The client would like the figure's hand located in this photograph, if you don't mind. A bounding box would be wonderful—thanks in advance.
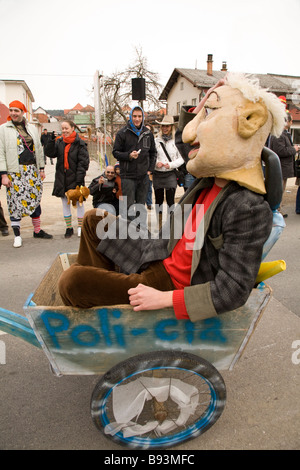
[40,169,45,181]
[156,162,164,168]
[1,174,11,188]
[128,283,173,311]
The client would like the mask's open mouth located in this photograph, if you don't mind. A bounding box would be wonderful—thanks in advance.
[188,142,200,160]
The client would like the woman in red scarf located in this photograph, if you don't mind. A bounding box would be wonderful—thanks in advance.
[46,120,90,237]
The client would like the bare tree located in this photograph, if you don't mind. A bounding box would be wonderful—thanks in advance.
[126,46,162,110]
[96,47,163,146]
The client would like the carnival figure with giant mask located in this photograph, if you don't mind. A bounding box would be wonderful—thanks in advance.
[58,74,286,322]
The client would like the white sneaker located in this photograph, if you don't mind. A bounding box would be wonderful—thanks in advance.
[77,227,81,237]
[13,236,22,248]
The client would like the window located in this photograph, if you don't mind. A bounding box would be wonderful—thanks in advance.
[293,128,300,144]
[177,102,181,114]
[180,82,184,91]
[192,98,197,106]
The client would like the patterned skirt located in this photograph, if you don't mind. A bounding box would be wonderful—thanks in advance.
[6,164,43,219]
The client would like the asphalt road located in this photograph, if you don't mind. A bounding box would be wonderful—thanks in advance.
[0,164,299,451]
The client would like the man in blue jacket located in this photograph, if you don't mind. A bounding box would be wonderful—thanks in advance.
[113,106,156,222]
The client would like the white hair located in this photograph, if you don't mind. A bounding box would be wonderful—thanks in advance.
[225,73,286,137]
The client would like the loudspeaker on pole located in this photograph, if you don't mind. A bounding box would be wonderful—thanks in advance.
[132,78,146,101]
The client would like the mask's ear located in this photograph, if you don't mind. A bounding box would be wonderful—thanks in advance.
[237,100,268,139]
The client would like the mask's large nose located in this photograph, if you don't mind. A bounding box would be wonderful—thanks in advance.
[182,78,226,144]
[182,107,206,143]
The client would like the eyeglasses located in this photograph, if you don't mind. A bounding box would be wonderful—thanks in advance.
[106,171,115,174]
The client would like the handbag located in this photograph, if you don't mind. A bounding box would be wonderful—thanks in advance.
[159,142,185,187]
[294,152,300,178]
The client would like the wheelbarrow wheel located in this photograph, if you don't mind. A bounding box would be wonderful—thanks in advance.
[90,350,226,449]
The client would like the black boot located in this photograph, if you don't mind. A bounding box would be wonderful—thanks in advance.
[64,227,74,238]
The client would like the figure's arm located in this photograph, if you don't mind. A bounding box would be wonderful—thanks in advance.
[184,195,273,321]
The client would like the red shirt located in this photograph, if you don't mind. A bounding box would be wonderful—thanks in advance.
[163,183,222,319]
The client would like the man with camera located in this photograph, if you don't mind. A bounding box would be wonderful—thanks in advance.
[88,165,119,215]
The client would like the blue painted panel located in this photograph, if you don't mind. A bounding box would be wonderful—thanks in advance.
[24,285,271,375]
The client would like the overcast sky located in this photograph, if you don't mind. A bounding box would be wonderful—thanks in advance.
[1,0,299,110]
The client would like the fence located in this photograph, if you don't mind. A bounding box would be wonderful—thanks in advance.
[82,137,114,165]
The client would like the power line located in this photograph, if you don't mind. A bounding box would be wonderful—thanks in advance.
[1,73,92,78]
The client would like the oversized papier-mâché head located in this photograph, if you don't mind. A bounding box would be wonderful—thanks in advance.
[182,73,286,193]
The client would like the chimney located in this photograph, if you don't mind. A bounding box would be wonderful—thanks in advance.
[221,61,227,72]
[207,54,213,76]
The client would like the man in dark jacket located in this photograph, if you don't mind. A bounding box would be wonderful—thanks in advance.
[269,113,300,217]
[41,129,53,165]
[113,106,156,222]
[89,165,119,214]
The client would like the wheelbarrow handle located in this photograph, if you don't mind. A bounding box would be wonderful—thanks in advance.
[0,308,41,349]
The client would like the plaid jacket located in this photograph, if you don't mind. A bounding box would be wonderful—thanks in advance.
[98,178,273,321]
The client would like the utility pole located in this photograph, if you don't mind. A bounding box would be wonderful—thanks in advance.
[102,74,107,157]
[94,70,102,165]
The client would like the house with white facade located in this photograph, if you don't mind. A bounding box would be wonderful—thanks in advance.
[159,54,300,142]
[0,79,35,122]
[33,106,58,124]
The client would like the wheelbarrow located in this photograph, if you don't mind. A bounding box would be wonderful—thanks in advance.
[0,252,285,449]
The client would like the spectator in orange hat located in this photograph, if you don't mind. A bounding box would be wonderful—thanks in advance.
[0,100,53,247]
